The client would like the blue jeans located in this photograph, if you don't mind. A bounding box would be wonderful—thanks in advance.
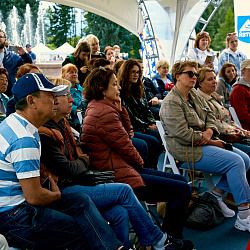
[61,183,163,248]
[0,193,122,250]
[233,142,250,156]
[133,168,191,239]
[134,131,160,169]
[181,145,250,206]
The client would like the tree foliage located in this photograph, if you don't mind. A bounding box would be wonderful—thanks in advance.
[83,12,141,58]
[45,4,76,48]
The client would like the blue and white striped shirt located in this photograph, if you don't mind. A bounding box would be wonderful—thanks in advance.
[0,113,40,213]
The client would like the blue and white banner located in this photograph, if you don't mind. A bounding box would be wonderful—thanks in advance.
[234,0,250,58]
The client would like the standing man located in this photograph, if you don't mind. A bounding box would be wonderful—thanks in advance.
[0,29,33,97]
[0,73,125,250]
[230,59,250,130]
[26,44,37,64]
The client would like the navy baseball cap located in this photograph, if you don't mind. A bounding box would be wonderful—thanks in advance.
[26,44,31,47]
[12,73,69,101]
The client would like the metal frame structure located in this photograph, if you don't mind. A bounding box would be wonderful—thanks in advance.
[138,0,160,78]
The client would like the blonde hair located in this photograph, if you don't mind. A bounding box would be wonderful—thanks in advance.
[47,77,72,88]
[85,34,99,45]
[156,60,170,70]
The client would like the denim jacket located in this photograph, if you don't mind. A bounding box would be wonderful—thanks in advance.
[159,86,219,162]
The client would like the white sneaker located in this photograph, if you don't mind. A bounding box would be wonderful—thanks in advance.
[235,214,250,232]
[218,200,235,218]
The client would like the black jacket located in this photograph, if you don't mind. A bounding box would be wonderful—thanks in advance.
[121,91,155,133]
[143,76,162,103]
[39,119,89,188]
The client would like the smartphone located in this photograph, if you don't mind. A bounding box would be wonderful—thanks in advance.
[222,142,233,151]
[8,45,18,52]
[42,177,51,190]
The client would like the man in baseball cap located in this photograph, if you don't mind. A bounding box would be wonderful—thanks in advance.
[0,73,126,249]
[230,59,250,131]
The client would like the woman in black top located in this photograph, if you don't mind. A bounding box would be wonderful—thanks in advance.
[62,41,90,86]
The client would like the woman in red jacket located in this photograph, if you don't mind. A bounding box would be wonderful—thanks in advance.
[81,67,193,249]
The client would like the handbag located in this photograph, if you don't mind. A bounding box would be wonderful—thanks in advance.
[185,134,224,230]
[74,169,115,186]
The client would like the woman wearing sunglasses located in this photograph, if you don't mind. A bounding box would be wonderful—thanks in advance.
[218,32,247,76]
[187,31,218,73]
[160,60,250,233]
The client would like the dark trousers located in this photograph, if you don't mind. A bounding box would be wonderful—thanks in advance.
[133,168,191,239]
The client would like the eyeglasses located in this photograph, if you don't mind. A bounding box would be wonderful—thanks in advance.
[226,32,237,37]
[198,31,209,36]
[179,71,199,78]
[131,70,140,76]
[56,93,72,98]
[0,78,8,83]
[160,66,169,70]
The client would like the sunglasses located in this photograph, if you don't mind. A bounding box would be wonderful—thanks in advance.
[160,66,169,70]
[198,31,209,36]
[226,32,237,37]
[179,71,199,78]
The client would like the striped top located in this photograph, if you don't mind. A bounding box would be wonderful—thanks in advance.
[0,113,40,213]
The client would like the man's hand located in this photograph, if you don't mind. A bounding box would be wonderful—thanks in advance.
[20,176,61,206]
[207,139,226,149]
[17,46,26,56]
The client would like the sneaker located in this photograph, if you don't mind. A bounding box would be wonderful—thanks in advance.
[235,214,250,232]
[164,235,194,250]
[218,200,235,218]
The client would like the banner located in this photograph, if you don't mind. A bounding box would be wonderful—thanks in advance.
[234,0,250,58]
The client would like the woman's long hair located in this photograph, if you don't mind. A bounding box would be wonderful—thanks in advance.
[71,41,90,64]
[117,59,143,99]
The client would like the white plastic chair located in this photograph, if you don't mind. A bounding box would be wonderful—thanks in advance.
[156,120,214,191]
[229,107,242,128]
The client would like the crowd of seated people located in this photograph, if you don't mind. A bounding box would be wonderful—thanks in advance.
[1,29,250,250]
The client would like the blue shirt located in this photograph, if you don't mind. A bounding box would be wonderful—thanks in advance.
[29,51,36,60]
[0,113,40,213]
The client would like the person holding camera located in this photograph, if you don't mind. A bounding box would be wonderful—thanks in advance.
[0,29,33,97]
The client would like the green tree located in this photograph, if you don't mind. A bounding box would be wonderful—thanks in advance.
[213,7,235,50]
[45,4,76,48]
[83,12,141,58]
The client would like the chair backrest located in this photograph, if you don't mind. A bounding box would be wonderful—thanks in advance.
[156,120,181,174]
[229,107,242,128]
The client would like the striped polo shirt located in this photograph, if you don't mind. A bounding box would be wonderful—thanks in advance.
[0,113,40,213]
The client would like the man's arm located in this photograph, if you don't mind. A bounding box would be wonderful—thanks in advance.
[19,176,61,206]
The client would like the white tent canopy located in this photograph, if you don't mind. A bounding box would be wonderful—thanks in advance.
[32,43,52,62]
[43,0,224,66]
[44,0,144,36]
[51,42,74,54]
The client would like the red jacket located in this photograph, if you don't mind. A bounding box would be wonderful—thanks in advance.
[81,99,145,189]
[230,79,250,130]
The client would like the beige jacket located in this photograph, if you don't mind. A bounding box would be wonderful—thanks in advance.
[159,86,219,162]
